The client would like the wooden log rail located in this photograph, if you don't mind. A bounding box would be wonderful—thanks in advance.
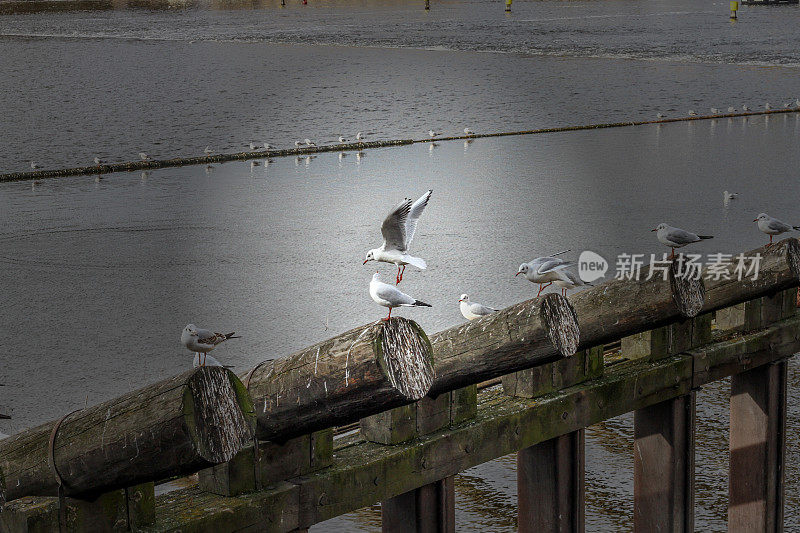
[1,238,799,531]
[3,108,797,183]
[0,367,255,502]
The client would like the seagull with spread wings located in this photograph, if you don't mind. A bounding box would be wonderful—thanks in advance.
[363,189,433,284]
[181,324,240,367]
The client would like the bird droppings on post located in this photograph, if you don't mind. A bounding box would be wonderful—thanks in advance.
[539,294,581,357]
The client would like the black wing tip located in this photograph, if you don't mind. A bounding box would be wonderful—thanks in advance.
[793,226,800,230]
[414,300,432,307]
[226,332,241,339]
[698,235,714,240]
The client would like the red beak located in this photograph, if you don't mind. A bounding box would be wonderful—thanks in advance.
[753,218,759,222]
[515,271,521,276]
[363,259,368,264]
[651,228,657,232]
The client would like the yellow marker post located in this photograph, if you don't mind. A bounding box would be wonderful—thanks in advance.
[730,1,738,19]
[505,0,512,12]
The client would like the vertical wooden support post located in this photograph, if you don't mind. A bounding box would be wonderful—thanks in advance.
[633,392,695,533]
[365,386,475,533]
[729,360,786,532]
[518,430,584,533]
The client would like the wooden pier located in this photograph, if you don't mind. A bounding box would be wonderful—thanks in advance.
[1,239,799,531]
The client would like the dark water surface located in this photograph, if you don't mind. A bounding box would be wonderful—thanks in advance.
[2,0,800,530]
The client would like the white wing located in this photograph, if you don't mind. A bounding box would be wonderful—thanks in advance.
[404,190,432,248]
[469,302,497,316]
[767,218,792,233]
[536,257,572,274]
[665,227,700,245]
[380,198,412,251]
[375,281,417,306]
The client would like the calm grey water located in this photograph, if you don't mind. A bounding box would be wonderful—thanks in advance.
[2,0,800,530]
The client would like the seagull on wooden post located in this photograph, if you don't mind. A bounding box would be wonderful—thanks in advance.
[181,324,240,367]
[652,223,713,259]
[516,250,572,297]
[370,272,431,320]
[459,294,497,320]
[363,190,433,284]
[754,213,800,246]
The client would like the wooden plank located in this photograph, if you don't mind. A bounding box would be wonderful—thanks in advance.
[729,361,786,532]
[244,317,434,441]
[518,430,584,533]
[633,393,694,533]
[0,367,255,502]
[502,346,603,399]
[381,477,454,533]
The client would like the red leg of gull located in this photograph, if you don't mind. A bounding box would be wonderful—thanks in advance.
[395,265,401,285]
[400,265,406,282]
[536,282,552,297]
[383,308,393,321]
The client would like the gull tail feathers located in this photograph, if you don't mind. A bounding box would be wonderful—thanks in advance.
[793,226,800,231]
[412,299,432,307]
[405,255,427,269]
[225,332,240,339]
[697,235,714,240]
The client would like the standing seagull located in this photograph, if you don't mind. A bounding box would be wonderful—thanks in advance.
[459,294,497,320]
[754,213,800,246]
[356,132,365,141]
[765,103,772,110]
[204,146,213,155]
[553,269,591,296]
[688,110,697,116]
[515,250,572,296]
[339,136,349,143]
[652,223,713,259]
[181,324,240,367]
[369,273,431,320]
[139,152,151,161]
[264,142,274,150]
[304,138,316,147]
[93,157,105,166]
[428,130,440,138]
[363,190,433,284]
[464,127,474,135]
[30,161,41,170]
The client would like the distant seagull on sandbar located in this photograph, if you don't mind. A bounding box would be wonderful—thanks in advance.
[249,142,259,150]
[657,113,665,119]
[204,146,213,155]
[30,161,40,169]
[428,130,440,138]
[516,251,573,296]
[181,324,240,366]
[742,104,750,111]
[765,102,772,110]
[356,132,365,140]
[464,127,474,135]
[369,272,431,320]
[264,142,274,150]
[295,140,304,147]
[728,107,735,113]
[711,107,719,114]
[93,157,105,166]
[459,294,497,321]
[304,139,316,147]
[139,152,151,161]
[364,189,433,284]
[688,110,697,116]
[652,223,713,259]
[339,136,349,143]
[754,213,800,246]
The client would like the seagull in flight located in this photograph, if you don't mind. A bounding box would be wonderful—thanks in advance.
[369,272,431,320]
[181,324,240,366]
[652,223,713,259]
[754,213,800,246]
[364,189,433,284]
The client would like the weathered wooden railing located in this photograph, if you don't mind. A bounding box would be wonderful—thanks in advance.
[1,239,799,532]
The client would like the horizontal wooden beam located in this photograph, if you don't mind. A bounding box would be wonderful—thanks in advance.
[140,314,800,532]
[0,367,255,502]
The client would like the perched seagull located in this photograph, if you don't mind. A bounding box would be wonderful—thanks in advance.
[364,190,433,284]
[369,272,431,320]
[139,152,151,161]
[339,136,349,143]
[688,110,697,116]
[204,146,213,155]
[723,190,738,202]
[249,142,259,150]
[181,324,240,367]
[295,140,304,147]
[93,157,105,166]
[428,130,440,138]
[652,223,713,259]
[356,131,365,140]
[459,294,497,321]
[304,138,316,147]
[765,102,772,110]
[30,161,41,169]
[553,269,591,296]
[785,102,793,109]
[742,104,750,112]
[711,107,719,114]
[754,213,800,246]
[657,113,665,119]
[464,127,474,135]
[264,142,274,150]
[727,106,735,113]
[516,250,572,297]
[192,353,232,368]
